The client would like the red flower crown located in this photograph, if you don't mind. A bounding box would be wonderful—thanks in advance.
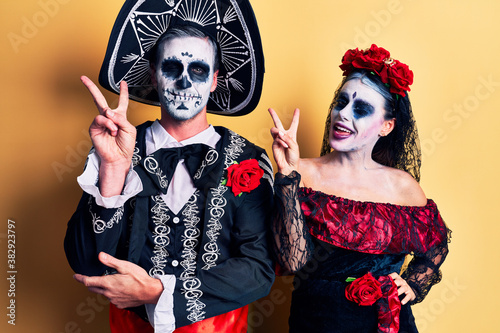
[339,44,413,97]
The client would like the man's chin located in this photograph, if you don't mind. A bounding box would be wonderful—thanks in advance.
[165,108,203,122]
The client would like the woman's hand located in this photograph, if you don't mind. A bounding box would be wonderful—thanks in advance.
[389,272,416,305]
[81,76,137,196]
[268,108,300,175]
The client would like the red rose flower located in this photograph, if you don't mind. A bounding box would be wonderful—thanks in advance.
[340,48,363,73]
[339,44,413,96]
[386,61,413,96]
[345,272,383,306]
[355,45,390,73]
[225,159,264,196]
[365,44,391,62]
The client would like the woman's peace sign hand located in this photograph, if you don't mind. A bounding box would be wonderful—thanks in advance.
[268,108,300,175]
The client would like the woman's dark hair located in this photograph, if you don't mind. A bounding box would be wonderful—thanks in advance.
[320,69,421,181]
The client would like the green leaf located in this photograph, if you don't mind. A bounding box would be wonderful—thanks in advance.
[221,179,227,186]
[345,277,356,283]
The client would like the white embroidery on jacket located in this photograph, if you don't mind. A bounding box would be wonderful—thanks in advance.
[180,191,207,323]
[89,196,125,234]
[259,153,274,190]
[194,149,219,180]
[202,130,245,270]
[143,156,168,189]
[132,146,141,167]
[149,195,171,276]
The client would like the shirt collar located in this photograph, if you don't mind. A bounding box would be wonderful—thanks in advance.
[150,119,221,152]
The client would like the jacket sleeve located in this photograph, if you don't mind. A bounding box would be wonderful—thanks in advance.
[172,149,276,328]
[64,155,133,276]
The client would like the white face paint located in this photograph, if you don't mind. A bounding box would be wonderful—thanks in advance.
[329,79,391,153]
[154,36,216,121]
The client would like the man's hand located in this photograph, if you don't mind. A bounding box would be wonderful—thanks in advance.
[73,252,163,309]
[81,76,137,197]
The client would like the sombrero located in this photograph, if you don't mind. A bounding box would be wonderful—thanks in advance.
[98,0,265,116]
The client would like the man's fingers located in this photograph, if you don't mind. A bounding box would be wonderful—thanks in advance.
[117,80,129,114]
[87,286,107,295]
[92,114,119,136]
[81,76,109,114]
[73,273,86,285]
[74,274,106,289]
[73,274,109,298]
[98,252,129,274]
[103,108,136,136]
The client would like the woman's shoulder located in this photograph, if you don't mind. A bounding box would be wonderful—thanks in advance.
[383,166,427,206]
[297,156,330,185]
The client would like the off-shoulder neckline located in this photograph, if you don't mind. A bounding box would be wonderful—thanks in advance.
[299,186,435,211]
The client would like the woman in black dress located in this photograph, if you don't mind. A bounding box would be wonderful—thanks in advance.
[269,45,450,333]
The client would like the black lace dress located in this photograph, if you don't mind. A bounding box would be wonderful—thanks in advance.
[273,172,450,333]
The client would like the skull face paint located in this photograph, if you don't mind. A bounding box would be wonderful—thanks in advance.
[154,36,216,121]
[336,91,375,120]
[329,79,390,153]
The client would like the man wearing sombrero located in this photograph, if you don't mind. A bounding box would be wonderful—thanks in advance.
[64,0,275,332]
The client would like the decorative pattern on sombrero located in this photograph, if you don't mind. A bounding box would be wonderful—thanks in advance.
[98,0,265,116]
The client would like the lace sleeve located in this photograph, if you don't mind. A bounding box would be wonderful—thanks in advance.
[272,171,314,274]
[402,234,450,304]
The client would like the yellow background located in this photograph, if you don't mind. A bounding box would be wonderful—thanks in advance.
[1,0,498,332]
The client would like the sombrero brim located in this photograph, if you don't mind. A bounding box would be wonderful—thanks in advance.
[98,0,265,116]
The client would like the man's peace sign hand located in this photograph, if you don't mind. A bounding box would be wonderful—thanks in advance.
[81,76,137,196]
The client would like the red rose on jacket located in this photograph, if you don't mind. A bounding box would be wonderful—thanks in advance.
[345,272,383,306]
[225,159,264,196]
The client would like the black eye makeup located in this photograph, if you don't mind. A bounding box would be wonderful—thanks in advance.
[188,61,210,82]
[333,92,375,119]
[352,100,374,119]
[334,92,349,110]
[161,59,183,79]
